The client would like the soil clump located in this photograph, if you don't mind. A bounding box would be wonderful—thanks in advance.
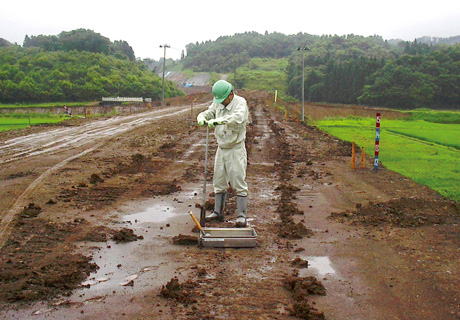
[284,273,326,319]
[172,234,199,245]
[160,277,199,306]
[112,228,144,243]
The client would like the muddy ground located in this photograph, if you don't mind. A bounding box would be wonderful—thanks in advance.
[0,90,458,319]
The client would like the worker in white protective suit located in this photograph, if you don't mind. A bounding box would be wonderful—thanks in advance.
[197,80,249,227]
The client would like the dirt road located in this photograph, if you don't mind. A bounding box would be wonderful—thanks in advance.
[0,91,458,319]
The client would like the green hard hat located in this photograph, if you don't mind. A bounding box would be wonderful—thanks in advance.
[212,80,233,104]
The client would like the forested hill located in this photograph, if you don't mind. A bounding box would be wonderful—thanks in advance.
[183,32,397,73]
[22,29,136,61]
[0,29,183,103]
[0,38,13,48]
[182,32,459,109]
[183,31,460,73]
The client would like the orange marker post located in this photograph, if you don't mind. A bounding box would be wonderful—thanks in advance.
[361,147,365,169]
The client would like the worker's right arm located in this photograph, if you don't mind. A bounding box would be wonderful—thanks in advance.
[196,103,217,126]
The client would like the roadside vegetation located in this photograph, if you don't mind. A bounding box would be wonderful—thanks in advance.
[313,111,460,201]
[403,108,460,124]
[0,101,97,109]
[0,113,69,132]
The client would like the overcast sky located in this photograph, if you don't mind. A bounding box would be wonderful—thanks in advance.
[1,0,459,60]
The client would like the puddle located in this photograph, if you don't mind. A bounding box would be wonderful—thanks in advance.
[65,239,160,303]
[122,203,180,223]
[300,256,336,277]
[259,189,275,199]
[3,184,199,319]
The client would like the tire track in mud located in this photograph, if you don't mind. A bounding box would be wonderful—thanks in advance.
[0,145,101,248]
[0,104,206,165]
[0,104,205,248]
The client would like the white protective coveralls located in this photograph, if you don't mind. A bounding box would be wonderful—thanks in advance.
[198,94,249,197]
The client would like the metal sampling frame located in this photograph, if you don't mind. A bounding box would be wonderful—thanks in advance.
[200,227,257,248]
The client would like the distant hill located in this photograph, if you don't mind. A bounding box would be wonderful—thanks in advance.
[416,35,460,45]
[183,32,398,73]
[387,35,460,46]
[176,31,459,109]
[23,28,136,61]
[182,32,460,74]
[0,38,13,48]
[0,29,184,104]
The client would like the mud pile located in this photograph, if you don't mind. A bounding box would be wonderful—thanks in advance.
[268,118,314,239]
[0,205,98,303]
[160,277,199,306]
[112,228,144,243]
[142,180,182,197]
[83,225,112,242]
[172,234,199,245]
[284,274,326,319]
[291,257,309,268]
[112,154,168,175]
[332,198,459,228]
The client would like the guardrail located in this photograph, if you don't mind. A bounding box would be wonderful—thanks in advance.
[102,97,145,102]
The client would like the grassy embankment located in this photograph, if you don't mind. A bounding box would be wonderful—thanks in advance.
[176,58,288,96]
[228,58,289,94]
[313,110,460,202]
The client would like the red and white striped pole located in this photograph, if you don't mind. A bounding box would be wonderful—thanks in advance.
[374,113,380,170]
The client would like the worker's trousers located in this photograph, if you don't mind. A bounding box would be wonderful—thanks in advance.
[213,142,248,197]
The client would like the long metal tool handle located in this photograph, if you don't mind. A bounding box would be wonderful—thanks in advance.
[200,125,209,226]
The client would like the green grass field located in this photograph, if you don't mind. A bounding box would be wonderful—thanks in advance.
[0,101,97,109]
[0,114,69,132]
[314,113,460,202]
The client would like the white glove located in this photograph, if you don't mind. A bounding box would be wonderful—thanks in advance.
[197,114,206,126]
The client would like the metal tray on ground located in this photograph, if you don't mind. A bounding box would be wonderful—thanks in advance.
[200,227,257,248]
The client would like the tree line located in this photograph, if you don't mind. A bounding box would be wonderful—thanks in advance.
[358,45,460,108]
[1,29,459,108]
[183,32,397,73]
[0,29,183,103]
[23,29,136,61]
[286,41,459,109]
[183,32,459,109]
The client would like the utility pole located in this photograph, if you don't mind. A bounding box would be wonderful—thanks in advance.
[297,46,309,122]
[159,44,170,106]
